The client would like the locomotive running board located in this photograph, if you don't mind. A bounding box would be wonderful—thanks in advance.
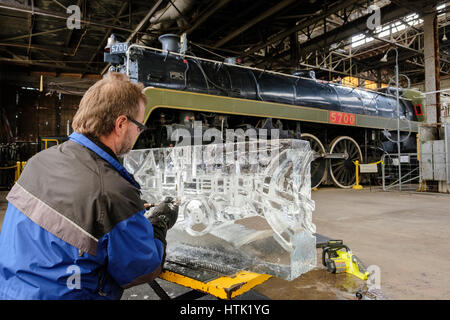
[139,87,419,147]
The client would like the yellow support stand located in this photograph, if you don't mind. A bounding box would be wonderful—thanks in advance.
[159,269,271,300]
[352,160,363,190]
[41,138,60,150]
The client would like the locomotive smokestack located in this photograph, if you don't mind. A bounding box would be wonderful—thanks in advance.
[158,34,181,53]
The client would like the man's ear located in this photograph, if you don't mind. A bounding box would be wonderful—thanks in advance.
[114,115,128,136]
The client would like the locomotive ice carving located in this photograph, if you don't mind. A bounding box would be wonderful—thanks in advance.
[123,139,317,280]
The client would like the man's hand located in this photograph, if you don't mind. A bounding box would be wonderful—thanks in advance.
[146,197,179,246]
[150,197,179,230]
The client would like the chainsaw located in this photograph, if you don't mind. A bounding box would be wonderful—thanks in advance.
[322,240,369,281]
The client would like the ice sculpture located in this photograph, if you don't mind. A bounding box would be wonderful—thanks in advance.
[122,139,317,280]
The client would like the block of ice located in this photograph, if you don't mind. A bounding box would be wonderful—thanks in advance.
[123,139,316,280]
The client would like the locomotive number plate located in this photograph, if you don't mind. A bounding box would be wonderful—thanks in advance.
[110,42,129,54]
[329,111,356,126]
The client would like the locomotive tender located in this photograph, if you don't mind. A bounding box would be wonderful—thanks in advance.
[105,34,424,189]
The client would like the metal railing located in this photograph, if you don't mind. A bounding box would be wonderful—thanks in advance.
[381,153,420,191]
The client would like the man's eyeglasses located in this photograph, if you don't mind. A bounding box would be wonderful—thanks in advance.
[126,116,148,133]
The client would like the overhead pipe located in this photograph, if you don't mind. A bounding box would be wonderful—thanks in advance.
[148,0,194,31]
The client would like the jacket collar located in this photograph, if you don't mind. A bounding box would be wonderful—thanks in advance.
[69,132,140,189]
[85,134,119,163]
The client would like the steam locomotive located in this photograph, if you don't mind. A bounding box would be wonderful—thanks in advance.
[104,34,423,189]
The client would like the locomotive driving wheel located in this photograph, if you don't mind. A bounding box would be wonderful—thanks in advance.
[329,136,363,189]
[301,133,327,189]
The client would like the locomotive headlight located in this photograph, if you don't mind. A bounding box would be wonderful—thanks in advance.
[105,34,116,52]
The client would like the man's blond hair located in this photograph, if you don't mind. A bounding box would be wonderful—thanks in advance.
[72,72,147,137]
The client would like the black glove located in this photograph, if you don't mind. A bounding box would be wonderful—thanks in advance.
[148,197,179,245]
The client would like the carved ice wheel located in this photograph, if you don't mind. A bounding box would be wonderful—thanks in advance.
[262,149,301,251]
[181,198,214,236]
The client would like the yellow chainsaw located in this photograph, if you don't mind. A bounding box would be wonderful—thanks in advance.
[322,240,369,281]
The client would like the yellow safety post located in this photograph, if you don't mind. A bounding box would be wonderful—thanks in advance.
[416,133,419,160]
[14,161,21,183]
[13,161,27,183]
[352,160,363,190]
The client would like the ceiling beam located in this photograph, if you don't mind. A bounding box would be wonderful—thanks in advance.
[26,0,35,56]
[0,57,89,72]
[213,0,296,48]
[240,0,362,58]
[299,3,414,57]
[100,0,167,75]
[87,1,129,66]
[0,27,68,42]
[0,2,141,33]
[184,0,231,35]
[390,0,439,15]
[126,0,166,42]
[98,9,149,24]
[250,3,413,69]
[0,42,73,56]
[91,0,124,26]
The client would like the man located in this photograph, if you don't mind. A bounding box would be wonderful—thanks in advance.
[0,72,178,299]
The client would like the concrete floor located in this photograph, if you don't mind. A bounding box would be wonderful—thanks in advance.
[1,187,449,300]
[304,187,450,300]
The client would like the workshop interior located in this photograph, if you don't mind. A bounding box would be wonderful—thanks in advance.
[0,0,450,302]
